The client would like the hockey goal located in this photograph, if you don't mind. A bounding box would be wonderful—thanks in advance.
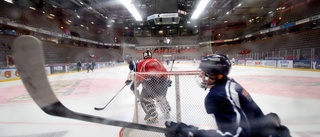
[119,71,217,137]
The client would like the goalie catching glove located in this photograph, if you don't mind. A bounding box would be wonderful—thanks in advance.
[165,121,199,137]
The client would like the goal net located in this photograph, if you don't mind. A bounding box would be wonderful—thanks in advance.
[119,71,217,137]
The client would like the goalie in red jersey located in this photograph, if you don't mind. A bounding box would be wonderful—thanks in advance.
[135,50,172,123]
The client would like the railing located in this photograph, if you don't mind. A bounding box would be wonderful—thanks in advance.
[227,47,320,61]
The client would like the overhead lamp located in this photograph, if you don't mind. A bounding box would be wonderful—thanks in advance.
[120,0,143,21]
[191,0,210,19]
[29,7,36,10]
[4,0,13,4]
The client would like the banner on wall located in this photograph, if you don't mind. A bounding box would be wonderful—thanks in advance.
[245,60,261,66]
[0,69,19,80]
[293,60,311,69]
[277,60,293,68]
[237,60,245,65]
[50,66,67,74]
[0,67,51,81]
[261,60,277,67]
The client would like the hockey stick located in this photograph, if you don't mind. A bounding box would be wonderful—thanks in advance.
[94,84,126,110]
[167,59,175,80]
[12,35,170,134]
[170,59,175,72]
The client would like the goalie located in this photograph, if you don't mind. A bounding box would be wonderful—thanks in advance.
[135,50,172,123]
[165,54,291,137]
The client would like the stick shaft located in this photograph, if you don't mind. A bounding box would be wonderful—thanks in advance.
[94,84,126,110]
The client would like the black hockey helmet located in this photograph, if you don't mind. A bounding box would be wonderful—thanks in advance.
[143,50,152,59]
[199,54,231,80]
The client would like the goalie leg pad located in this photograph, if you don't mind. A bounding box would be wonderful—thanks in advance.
[141,97,158,123]
[156,96,171,119]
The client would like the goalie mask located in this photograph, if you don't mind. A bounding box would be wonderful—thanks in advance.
[196,54,232,89]
[143,50,152,59]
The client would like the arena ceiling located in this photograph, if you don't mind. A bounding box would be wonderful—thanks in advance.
[14,0,289,32]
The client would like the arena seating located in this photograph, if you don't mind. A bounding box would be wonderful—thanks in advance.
[212,29,320,60]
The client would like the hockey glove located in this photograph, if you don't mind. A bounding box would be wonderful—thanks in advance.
[125,80,132,85]
[265,113,291,137]
[165,121,198,137]
[272,125,291,137]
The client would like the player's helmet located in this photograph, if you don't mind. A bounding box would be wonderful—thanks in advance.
[125,55,131,59]
[199,54,232,80]
[143,50,152,59]
[124,55,132,62]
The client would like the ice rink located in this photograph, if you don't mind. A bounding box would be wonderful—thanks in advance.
[1,62,320,137]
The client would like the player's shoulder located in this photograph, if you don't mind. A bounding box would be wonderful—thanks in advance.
[141,58,157,63]
[138,59,147,63]
[151,58,158,60]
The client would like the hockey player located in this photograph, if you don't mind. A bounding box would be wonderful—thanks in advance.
[124,55,138,92]
[86,62,92,73]
[135,50,172,123]
[165,54,291,137]
[90,61,96,72]
[76,60,82,72]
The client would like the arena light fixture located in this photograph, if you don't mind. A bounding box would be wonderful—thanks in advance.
[191,0,210,19]
[4,0,13,3]
[120,0,143,21]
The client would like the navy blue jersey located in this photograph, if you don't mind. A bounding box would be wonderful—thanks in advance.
[195,78,268,137]
[129,60,137,72]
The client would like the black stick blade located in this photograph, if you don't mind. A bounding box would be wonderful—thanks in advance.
[94,107,105,110]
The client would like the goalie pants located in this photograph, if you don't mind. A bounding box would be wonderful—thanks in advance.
[140,76,171,119]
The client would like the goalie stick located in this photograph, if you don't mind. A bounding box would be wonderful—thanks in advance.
[12,35,170,134]
[94,84,126,110]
